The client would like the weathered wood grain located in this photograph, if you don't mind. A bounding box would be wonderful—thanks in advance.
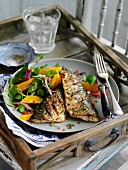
[0,16,26,41]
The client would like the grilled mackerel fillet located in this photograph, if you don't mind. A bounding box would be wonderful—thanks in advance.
[30,91,66,123]
[61,70,100,122]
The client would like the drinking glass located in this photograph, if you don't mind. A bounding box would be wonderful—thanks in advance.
[22,5,61,54]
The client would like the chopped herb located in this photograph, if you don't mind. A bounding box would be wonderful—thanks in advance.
[50,123,55,127]
[66,123,75,129]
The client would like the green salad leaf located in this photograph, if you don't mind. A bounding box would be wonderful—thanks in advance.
[83,74,96,84]
[12,64,28,84]
[45,70,58,78]
[8,85,18,98]
[55,63,60,67]
[86,75,96,84]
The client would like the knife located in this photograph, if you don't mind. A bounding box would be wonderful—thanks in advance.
[97,78,112,118]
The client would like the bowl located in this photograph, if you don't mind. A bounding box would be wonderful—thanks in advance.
[0,42,35,70]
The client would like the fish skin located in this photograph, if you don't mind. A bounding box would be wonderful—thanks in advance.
[30,91,66,123]
[61,70,100,122]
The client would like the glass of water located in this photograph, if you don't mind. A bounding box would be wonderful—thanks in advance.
[22,5,61,54]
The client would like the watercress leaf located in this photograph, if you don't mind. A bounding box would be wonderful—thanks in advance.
[14,94,22,100]
[28,86,37,94]
[45,70,58,78]
[39,53,44,60]
[18,104,26,113]
[86,75,96,84]
[34,67,41,75]
[37,89,44,98]
[55,63,60,67]
[8,85,18,98]
[12,64,28,84]
[40,64,48,69]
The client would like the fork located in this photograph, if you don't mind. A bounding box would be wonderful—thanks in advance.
[95,53,124,115]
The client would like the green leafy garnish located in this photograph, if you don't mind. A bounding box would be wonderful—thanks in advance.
[8,85,18,98]
[45,70,58,78]
[33,67,41,75]
[50,123,55,127]
[83,74,96,84]
[37,89,44,98]
[55,63,60,67]
[8,85,25,101]
[66,124,75,129]
[33,53,44,68]
[12,64,28,84]
[18,104,26,113]
[14,94,22,100]
[40,64,48,69]
[35,53,44,64]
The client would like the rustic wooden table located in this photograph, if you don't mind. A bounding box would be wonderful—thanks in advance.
[0,5,128,170]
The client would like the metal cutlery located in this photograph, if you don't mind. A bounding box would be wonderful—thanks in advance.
[97,80,112,118]
[95,53,124,115]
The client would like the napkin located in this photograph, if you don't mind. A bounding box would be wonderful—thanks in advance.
[0,74,60,147]
[1,106,59,147]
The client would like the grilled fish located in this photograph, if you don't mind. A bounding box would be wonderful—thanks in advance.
[30,91,66,123]
[60,70,100,122]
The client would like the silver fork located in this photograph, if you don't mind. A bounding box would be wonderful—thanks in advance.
[95,53,124,115]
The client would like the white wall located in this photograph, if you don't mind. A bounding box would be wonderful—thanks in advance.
[0,0,77,20]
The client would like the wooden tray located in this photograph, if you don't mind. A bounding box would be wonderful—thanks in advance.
[0,5,128,170]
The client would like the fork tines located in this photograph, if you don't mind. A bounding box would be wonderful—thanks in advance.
[94,53,107,74]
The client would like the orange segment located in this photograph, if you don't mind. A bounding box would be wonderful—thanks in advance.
[18,113,33,121]
[82,81,99,93]
[21,95,43,103]
[49,74,61,89]
[40,67,62,75]
[17,78,34,91]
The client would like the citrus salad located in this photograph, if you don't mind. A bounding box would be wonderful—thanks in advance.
[4,60,99,122]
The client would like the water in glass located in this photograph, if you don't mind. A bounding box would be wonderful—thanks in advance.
[22,6,61,54]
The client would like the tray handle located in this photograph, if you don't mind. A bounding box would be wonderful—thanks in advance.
[84,127,120,152]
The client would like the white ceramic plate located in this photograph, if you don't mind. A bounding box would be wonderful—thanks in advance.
[4,58,119,133]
